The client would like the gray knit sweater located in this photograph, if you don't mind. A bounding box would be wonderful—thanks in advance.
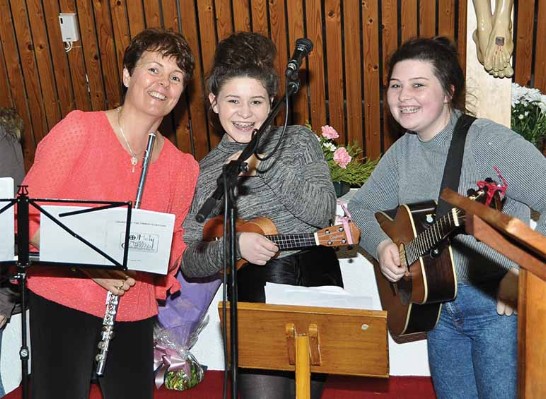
[349,111,546,283]
[182,125,336,278]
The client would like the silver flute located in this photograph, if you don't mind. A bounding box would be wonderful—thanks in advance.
[95,132,156,376]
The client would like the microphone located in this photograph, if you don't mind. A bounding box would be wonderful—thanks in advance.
[285,38,313,79]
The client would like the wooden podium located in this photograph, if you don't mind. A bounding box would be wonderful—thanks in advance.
[219,302,388,398]
[442,188,546,399]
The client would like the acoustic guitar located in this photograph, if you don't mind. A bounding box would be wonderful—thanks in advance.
[203,216,361,270]
[374,181,504,339]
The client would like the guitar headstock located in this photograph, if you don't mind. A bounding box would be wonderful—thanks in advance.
[316,222,361,247]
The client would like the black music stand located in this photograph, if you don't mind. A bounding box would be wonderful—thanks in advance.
[0,185,133,399]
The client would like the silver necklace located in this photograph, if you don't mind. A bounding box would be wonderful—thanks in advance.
[117,108,139,172]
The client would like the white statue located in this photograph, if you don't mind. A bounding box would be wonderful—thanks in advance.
[472,0,514,78]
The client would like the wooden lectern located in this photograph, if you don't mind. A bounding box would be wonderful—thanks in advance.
[219,302,388,398]
[442,188,546,399]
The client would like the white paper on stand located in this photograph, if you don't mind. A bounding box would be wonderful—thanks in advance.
[0,178,15,262]
[39,205,174,274]
[265,282,373,310]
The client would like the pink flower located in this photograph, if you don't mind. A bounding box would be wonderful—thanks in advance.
[333,147,352,169]
[321,125,339,140]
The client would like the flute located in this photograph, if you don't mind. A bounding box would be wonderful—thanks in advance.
[95,132,156,376]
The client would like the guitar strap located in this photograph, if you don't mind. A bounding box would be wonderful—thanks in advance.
[436,113,476,218]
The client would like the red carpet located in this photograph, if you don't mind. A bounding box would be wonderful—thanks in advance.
[4,371,436,398]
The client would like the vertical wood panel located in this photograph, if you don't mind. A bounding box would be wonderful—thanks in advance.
[381,0,398,150]
[457,0,467,70]
[533,0,546,91]
[232,0,251,32]
[438,0,456,38]
[0,41,13,108]
[126,0,146,35]
[513,0,536,87]
[419,0,436,37]
[161,0,179,30]
[250,0,268,35]
[305,0,327,129]
[93,0,121,109]
[285,0,307,124]
[77,0,106,111]
[110,0,130,88]
[362,0,381,159]
[323,0,345,141]
[143,0,161,28]
[214,0,234,40]
[400,0,418,41]
[268,0,289,126]
[343,0,363,150]
[9,0,48,146]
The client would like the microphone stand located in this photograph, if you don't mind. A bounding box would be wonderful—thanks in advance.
[197,76,302,399]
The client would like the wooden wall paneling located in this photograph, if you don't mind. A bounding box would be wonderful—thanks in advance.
[214,0,235,40]
[110,0,130,86]
[42,0,74,118]
[323,0,345,141]
[533,0,546,91]
[343,1,363,152]
[92,0,121,109]
[513,0,536,87]
[456,0,467,72]
[0,40,13,108]
[161,0,179,30]
[362,0,381,159]
[285,0,307,125]
[125,0,146,36]
[418,0,436,37]
[189,0,217,158]
[60,0,91,112]
[438,0,456,38]
[250,0,268,35]
[0,0,34,168]
[232,0,251,32]
[305,0,327,129]
[9,0,49,149]
[400,0,418,42]
[143,0,161,28]
[381,0,398,150]
[76,0,106,111]
[27,0,62,132]
[267,0,290,126]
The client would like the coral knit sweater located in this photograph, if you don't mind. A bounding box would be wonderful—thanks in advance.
[22,111,198,321]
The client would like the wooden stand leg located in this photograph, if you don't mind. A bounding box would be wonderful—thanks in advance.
[295,334,310,399]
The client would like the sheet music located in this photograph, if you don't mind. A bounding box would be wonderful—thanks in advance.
[0,178,15,261]
[39,205,175,274]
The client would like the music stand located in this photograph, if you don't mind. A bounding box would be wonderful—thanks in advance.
[219,301,388,399]
[0,187,133,399]
[442,188,546,399]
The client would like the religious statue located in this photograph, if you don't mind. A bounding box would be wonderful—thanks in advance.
[472,0,514,78]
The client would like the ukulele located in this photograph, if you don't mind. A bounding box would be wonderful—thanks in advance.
[374,178,505,339]
[203,216,361,269]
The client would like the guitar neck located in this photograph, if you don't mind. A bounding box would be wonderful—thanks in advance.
[405,208,463,264]
[265,233,318,250]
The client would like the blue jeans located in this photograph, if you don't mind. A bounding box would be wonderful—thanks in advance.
[427,281,517,399]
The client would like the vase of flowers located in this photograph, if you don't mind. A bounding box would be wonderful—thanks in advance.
[511,83,546,153]
[316,125,378,197]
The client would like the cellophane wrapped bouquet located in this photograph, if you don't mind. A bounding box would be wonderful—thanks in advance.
[154,272,221,391]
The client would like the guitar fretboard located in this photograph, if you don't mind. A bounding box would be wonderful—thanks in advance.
[265,233,317,250]
[405,208,464,264]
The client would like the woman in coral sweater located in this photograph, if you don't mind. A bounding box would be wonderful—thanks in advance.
[21,28,198,399]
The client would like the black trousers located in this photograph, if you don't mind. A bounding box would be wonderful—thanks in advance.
[235,246,343,399]
[29,292,154,399]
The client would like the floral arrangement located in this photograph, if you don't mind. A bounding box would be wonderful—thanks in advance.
[316,125,378,186]
[511,83,546,149]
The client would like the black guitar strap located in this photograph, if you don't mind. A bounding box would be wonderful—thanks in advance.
[436,114,476,218]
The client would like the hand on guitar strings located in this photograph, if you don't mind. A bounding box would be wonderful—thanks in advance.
[80,269,137,296]
[496,268,518,316]
[377,239,406,282]
[238,232,279,265]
